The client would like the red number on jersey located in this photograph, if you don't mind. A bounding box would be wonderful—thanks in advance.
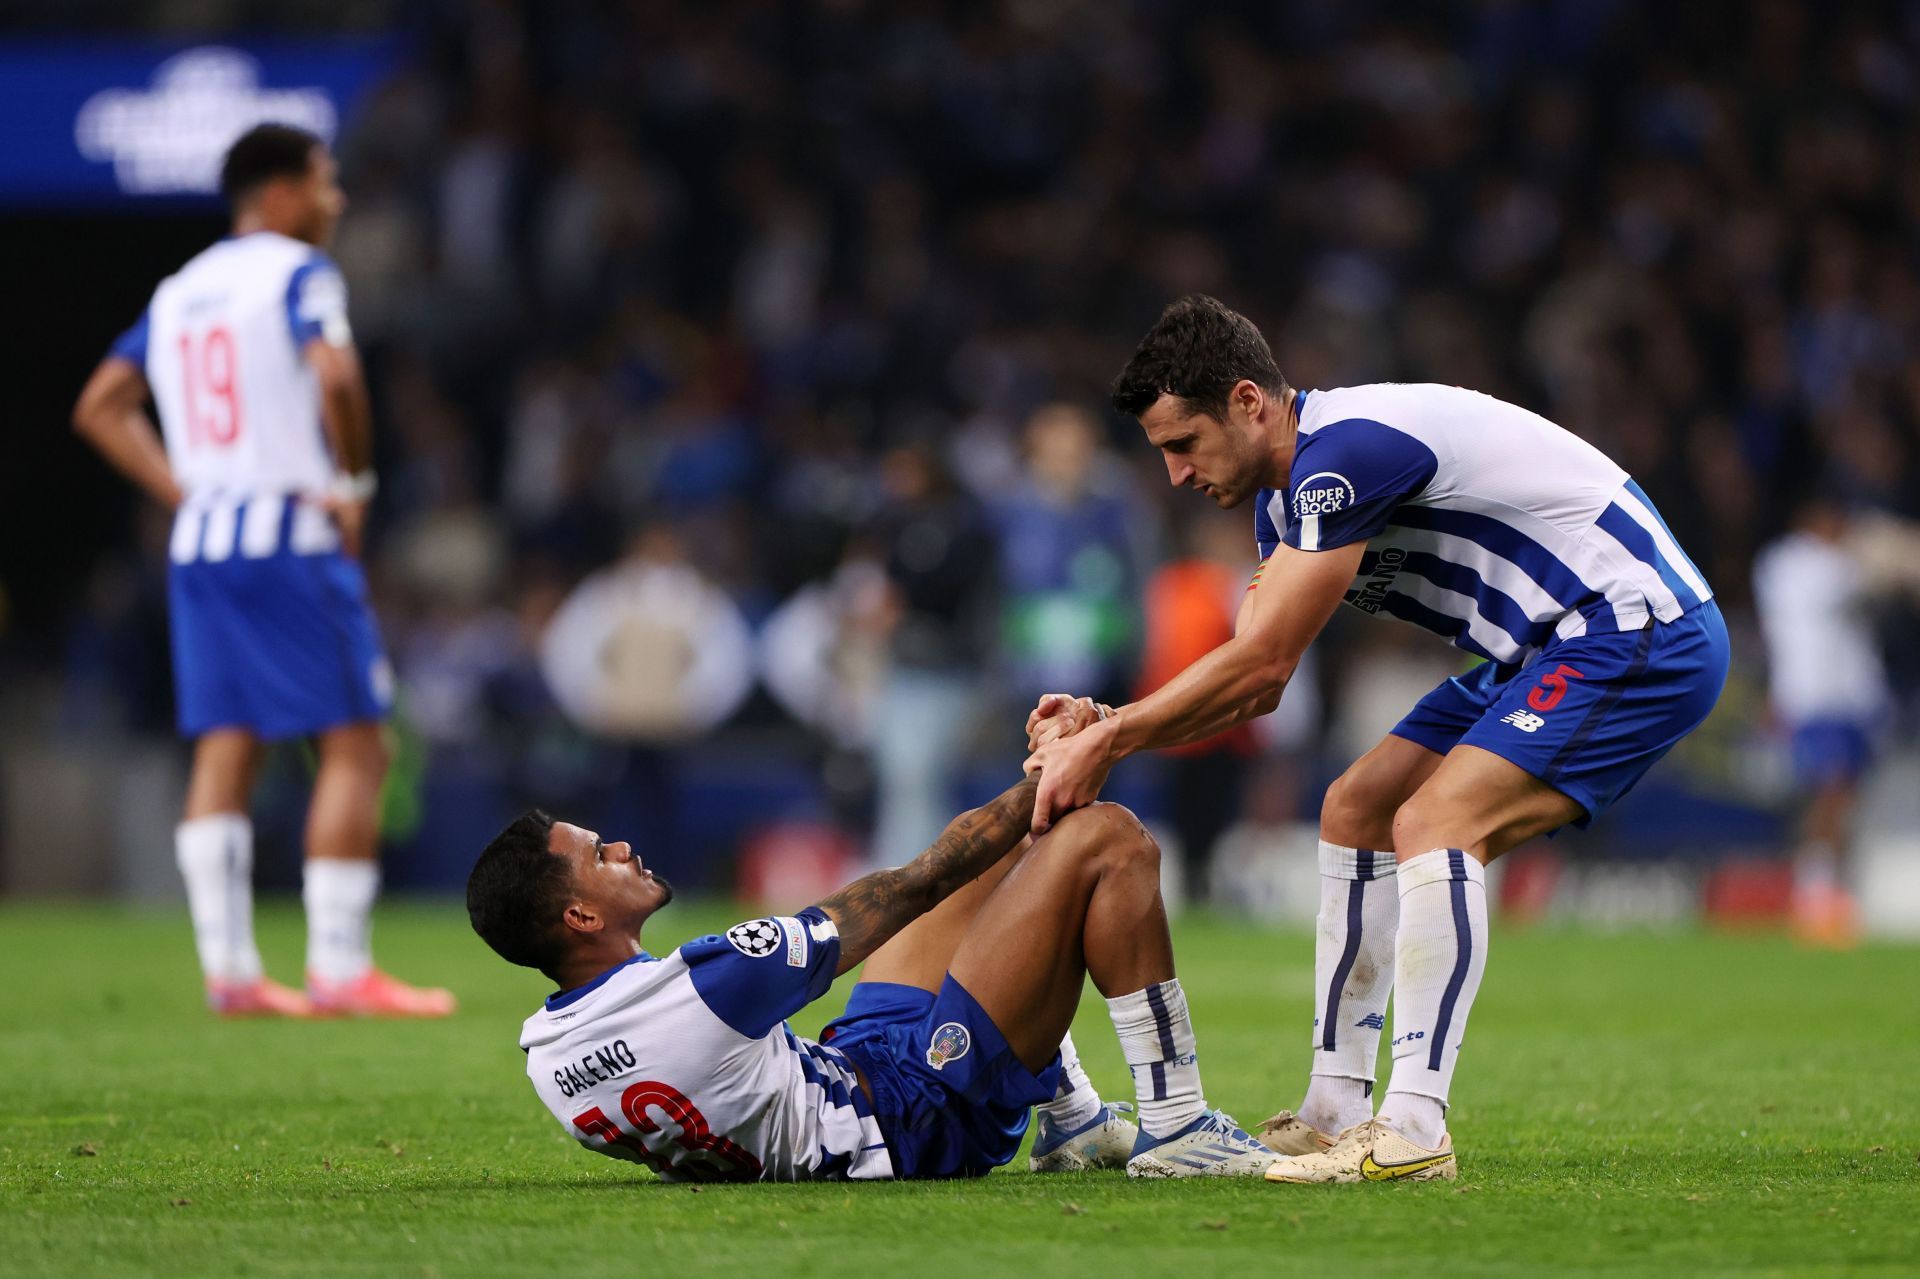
[571,1080,763,1181]
[1526,663,1586,712]
[178,326,243,447]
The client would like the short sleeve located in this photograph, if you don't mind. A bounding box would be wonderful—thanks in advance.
[1282,420,1438,552]
[1253,487,1281,559]
[680,907,841,1038]
[286,253,352,349]
[108,310,150,367]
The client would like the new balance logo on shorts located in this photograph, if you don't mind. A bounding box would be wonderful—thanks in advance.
[1500,710,1546,733]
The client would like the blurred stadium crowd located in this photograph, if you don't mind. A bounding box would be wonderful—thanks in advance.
[21,0,1920,901]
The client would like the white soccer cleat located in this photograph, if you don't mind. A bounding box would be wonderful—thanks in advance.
[1263,1118,1456,1185]
[1029,1102,1138,1172]
[1124,1109,1276,1178]
[1252,1108,1336,1157]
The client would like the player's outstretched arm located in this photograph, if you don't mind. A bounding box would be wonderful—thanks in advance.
[1022,540,1364,833]
[71,357,182,509]
[813,776,1038,976]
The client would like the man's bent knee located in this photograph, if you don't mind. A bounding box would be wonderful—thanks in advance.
[1389,793,1452,862]
[1321,766,1397,849]
[1047,802,1159,873]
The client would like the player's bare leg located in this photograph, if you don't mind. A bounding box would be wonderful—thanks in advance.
[303,721,454,1016]
[1791,776,1862,947]
[949,803,1272,1176]
[1263,734,1445,1154]
[859,854,1021,993]
[858,852,1136,1170]
[177,728,307,1015]
[1270,745,1582,1184]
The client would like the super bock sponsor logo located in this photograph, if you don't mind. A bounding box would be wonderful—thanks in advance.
[1293,471,1356,519]
[925,1021,971,1070]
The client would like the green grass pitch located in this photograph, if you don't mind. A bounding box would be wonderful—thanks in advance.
[2,899,1915,1277]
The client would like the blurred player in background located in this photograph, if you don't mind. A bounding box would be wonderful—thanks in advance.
[469,779,1278,1181]
[1753,497,1920,947]
[1026,295,1728,1184]
[70,124,453,1019]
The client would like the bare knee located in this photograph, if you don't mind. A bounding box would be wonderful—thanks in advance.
[1049,802,1159,876]
[1392,787,1487,862]
[1321,766,1398,849]
[1389,794,1443,862]
[318,722,391,781]
[185,730,262,818]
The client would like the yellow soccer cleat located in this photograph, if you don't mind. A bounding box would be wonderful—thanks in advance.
[1263,1118,1456,1184]
[1252,1109,1336,1157]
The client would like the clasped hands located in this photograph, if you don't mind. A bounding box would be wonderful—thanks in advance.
[1021,692,1120,837]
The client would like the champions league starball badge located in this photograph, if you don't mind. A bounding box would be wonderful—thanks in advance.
[925,1021,971,1070]
[726,919,783,958]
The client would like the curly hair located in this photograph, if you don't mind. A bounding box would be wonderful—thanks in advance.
[467,810,571,973]
[1110,294,1287,420]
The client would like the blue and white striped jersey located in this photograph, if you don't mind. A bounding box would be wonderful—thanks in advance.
[519,908,891,1182]
[109,230,353,565]
[1254,384,1712,666]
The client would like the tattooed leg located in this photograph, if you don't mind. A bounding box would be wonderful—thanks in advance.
[947,803,1174,1072]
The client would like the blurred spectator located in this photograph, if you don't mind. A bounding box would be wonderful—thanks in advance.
[1753,500,1920,945]
[992,402,1150,707]
[866,443,998,865]
[1133,508,1257,885]
[540,523,754,741]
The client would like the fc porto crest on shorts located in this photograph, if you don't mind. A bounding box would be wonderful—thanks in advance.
[925,1021,970,1070]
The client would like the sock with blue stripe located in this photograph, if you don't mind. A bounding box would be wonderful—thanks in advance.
[1302,841,1397,1136]
[1035,1031,1104,1131]
[1379,849,1487,1150]
[1106,979,1203,1138]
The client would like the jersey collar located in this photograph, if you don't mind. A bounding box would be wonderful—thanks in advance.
[544,950,658,1011]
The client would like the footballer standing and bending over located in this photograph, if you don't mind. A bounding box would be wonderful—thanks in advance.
[1024,295,1728,1183]
[467,778,1284,1181]
[71,124,452,1019]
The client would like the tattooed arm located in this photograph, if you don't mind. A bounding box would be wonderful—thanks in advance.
[814,777,1039,975]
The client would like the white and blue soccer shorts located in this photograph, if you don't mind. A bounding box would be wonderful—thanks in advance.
[1389,600,1729,827]
[168,527,393,741]
[821,977,1061,1180]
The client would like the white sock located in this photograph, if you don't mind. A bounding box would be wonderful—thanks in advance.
[1379,849,1487,1150]
[303,858,379,984]
[1303,841,1397,1134]
[175,813,262,986]
[1035,1031,1105,1131]
[1107,978,1205,1137]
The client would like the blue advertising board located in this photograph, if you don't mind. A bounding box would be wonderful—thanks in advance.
[0,39,399,206]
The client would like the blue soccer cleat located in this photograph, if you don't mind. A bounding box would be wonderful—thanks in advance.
[1124,1108,1277,1178]
[1029,1102,1138,1172]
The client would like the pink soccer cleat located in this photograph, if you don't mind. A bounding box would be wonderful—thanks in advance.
[307,968,458,1018]
[209,976,317,1019]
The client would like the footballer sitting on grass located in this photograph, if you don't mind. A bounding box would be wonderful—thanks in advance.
[466,777,1276,1181]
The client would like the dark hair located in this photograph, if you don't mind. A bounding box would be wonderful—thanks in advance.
[1110,294,1287,420]
[219,123,323,208]
[467,810,572,973]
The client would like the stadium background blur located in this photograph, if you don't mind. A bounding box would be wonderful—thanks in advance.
[4,0,1919,934]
